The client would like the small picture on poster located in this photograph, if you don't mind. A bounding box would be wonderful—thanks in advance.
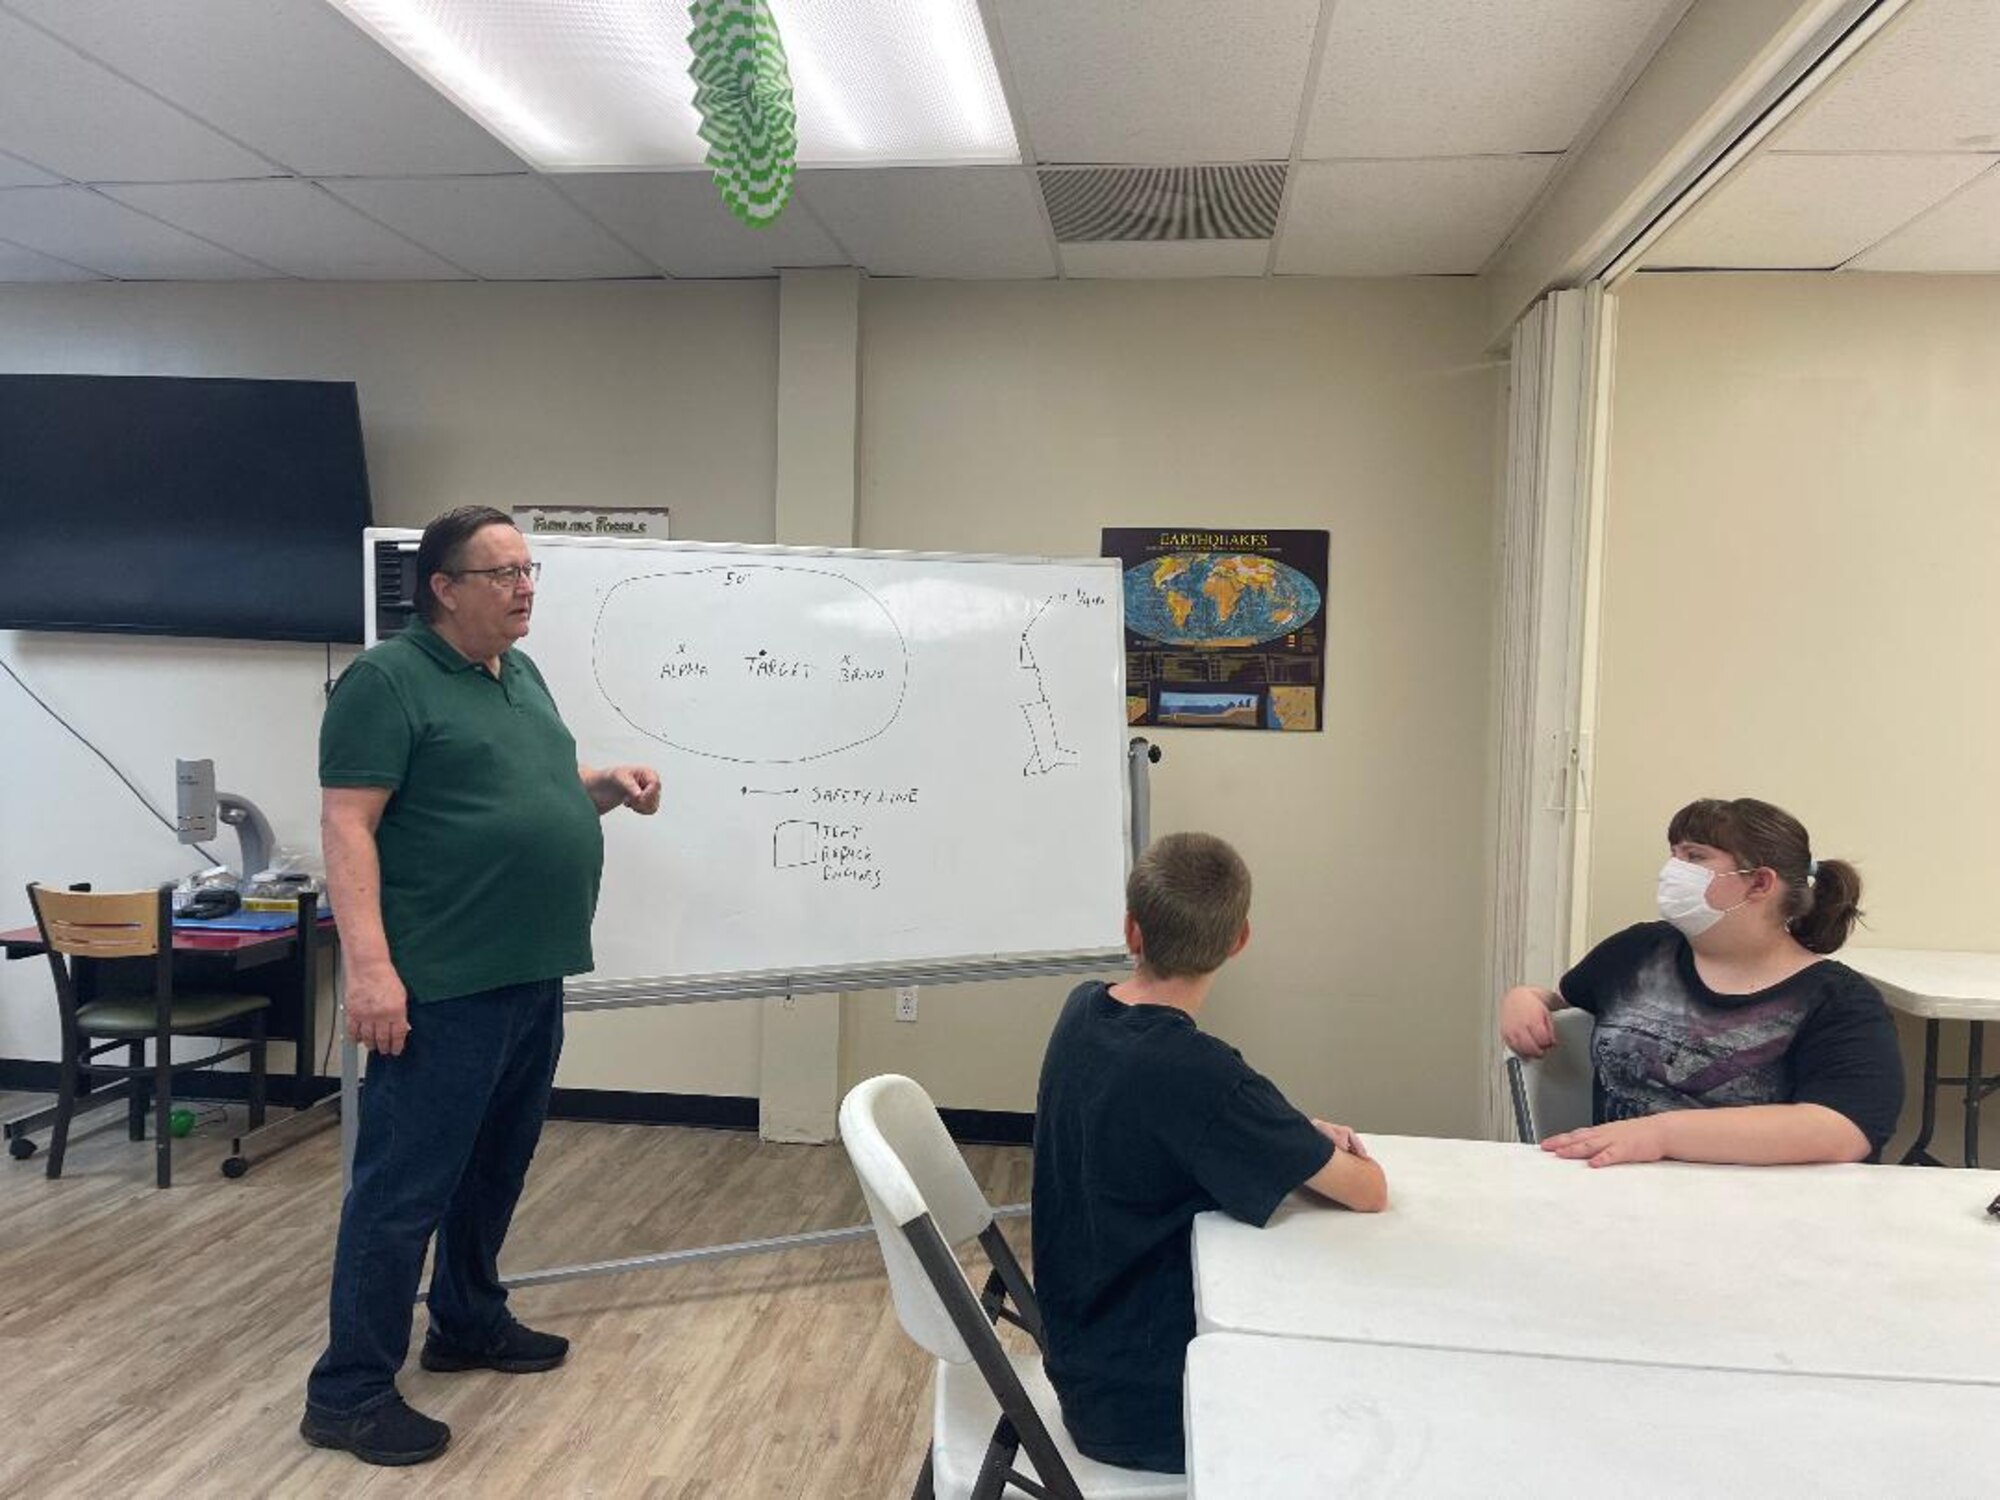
[1102,527,1328,732]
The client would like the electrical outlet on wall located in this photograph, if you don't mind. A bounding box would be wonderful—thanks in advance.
[895,986,919,1022]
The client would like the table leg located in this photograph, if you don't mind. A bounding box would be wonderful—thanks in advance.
[1902,1019,1941,1166]
[126,1040,146,1140]
[1965,1021,1984,1171]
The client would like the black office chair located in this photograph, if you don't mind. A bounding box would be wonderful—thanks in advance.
[26,882,274,1188]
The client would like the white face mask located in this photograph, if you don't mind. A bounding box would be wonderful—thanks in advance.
[1656,856,1749,937]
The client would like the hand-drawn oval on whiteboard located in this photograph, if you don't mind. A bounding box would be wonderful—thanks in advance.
[592,565,909,763]
[1121,552,1323,648]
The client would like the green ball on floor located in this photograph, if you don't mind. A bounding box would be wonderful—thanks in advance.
[168,1108,196,1139]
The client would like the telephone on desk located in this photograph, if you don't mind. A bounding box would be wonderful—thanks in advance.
[178,887,242,921]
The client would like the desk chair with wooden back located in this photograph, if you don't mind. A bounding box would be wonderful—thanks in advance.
[26,882,273,1188]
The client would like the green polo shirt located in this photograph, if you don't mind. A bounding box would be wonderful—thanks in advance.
[319,618,603,1002]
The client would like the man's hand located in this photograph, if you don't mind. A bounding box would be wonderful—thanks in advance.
[1541,1116,1670,1168]
[345,959,412,1056]
[1500,985,1560,1058]
[1312,1119,1371,1159]
[609,765,662,814]
[582,763,662,815]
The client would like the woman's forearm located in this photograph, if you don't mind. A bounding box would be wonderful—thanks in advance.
[1658,1103,1870,1165]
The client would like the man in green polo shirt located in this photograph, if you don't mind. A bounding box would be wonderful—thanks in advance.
[302,506,660,1467]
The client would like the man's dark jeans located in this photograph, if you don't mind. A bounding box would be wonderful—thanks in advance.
[306,978,564,1416]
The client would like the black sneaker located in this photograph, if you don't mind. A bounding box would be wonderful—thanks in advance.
[420,1320,569,1374]
[300,1395,450,1466]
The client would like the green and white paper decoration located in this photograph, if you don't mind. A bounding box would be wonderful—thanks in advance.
[688,0,798,228]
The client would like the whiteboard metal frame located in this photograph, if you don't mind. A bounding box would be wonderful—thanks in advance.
[347,529,1154,1289]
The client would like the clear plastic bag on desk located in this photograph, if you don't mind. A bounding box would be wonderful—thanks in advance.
[243,846,325,912]
[173,866,242,919]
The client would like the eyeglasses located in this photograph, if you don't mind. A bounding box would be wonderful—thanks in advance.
[451,562,541,589]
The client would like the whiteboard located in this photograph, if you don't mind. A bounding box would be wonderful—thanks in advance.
[364,531,1131,999]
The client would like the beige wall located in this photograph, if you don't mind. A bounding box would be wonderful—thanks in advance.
[0,277,1499,1132]
[846,278,1501,1133]
[0,281,778,1093]
[0,281,779,541]
[1589,271,2000,1158]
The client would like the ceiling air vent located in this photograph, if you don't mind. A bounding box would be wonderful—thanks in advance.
[1039,164,1287,243]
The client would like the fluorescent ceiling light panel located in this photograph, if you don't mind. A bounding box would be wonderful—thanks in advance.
[328,1,1018,169]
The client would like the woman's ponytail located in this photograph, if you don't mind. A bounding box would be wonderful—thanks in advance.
[1791,857,1863,954]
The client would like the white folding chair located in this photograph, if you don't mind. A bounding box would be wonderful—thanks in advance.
[1506,1007,1597,1142]
[839,1074,1184,1500]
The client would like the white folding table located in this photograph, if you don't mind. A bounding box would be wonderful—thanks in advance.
[1192,1134,2000,1383]
[1842,947,2000,1168]
[1184,1332,2000,1499]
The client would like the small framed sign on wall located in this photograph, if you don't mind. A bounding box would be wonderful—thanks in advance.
[1103,527,1329,732]
[513,506,671,540]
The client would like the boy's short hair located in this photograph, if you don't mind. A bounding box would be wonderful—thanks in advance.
[1127,832,1252,979]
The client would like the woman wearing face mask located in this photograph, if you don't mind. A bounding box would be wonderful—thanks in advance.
[1499,797,1902,1167]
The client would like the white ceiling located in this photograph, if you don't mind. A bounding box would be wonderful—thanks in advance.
[1644,0,2000,273]
[0,0,1805,286]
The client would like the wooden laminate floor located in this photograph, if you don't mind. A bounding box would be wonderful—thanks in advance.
[0,1091,1034,1499]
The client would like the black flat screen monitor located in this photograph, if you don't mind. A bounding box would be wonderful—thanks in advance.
[0,373,374,643]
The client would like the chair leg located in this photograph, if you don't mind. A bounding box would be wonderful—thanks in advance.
[127,1041,147,1141]
[47,1037,80,1180]
[155,1036,174,1190]
[971,1418,1024,1500]
[248,1012,268,1131]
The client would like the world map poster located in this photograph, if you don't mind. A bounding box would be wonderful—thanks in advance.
[1102,527,1329,732]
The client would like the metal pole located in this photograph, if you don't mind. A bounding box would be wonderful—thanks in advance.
[453,1203,1032,1296]
[1127,735,1161,859]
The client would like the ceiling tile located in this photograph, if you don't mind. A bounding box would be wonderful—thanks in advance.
[992,0,1320,163]
[1058,241,1270,279]
[1847,163,2000,272]
[0,237,102,282]
[549,173,846,278]
[8,0,522,178]
[1780,0,2000,154]
[0,150,60,189]
[798,168,1053,278]
[1646,153,1992,269]
[0,10,276,183]
[0,187,278,278]
[100,180,468,280]
[1305,0,1682,158]
[1275,157,1555,276]
[321,176,658,280]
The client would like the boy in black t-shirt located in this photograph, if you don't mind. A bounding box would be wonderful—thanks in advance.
[1031,832,1388,1474]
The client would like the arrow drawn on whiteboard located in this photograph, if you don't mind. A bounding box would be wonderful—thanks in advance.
[742,786,800,796]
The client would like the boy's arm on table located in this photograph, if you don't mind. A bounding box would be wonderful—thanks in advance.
[1303,1119,1389,1211]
